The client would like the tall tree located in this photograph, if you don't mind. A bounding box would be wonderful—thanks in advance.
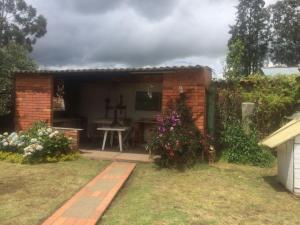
[269,0,300,66]
[227,0,270,77]
[225,38,245,79]
[0,0,47,51]
[0,43,36,115]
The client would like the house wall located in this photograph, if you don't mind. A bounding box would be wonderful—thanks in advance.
[293,136,300,194]
[15,74,53,130]
[78,81,162,124]
[14,69,211,146]
[277,140,294,192]
[162,70,210,133]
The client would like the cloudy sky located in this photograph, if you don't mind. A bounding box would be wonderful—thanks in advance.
[28,0,277,77]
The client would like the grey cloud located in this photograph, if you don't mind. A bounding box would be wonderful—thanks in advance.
[29,0,237,74]
[57,0,179,20]
[60,0,124,14]
[129,0,179,20]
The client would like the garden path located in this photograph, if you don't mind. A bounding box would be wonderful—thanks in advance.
[41,162,136,225]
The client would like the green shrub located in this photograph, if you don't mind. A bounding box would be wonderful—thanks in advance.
[21,122,71,160]
[216,74,300,138]
[0,151,80,164]
[221,117,275,167]
[45,153,80,163]
[147,94,203,168]
[0,121,75,163]
[0,151,24,163]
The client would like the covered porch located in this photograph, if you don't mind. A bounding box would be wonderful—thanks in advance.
[14,66,211,154]
[52,69,163,153]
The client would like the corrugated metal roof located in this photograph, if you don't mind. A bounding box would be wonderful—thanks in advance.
[260,118,300,148]
[15,65,208,75]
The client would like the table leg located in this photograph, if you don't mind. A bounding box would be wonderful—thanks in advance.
[110,131,114,147]
[102,131,108,151]
[118,131,123,152]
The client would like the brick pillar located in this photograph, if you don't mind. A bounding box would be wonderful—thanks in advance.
[54,128,81,150]
[15,74,53,131]
[162,70,209,133]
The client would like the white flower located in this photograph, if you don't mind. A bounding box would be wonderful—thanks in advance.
[24,146,32,151]
[38,131,43,136]
[30,138,38,143]
[0,135,3,138]
[170,127,174,131]
[36,145,43,151]
[49,131,59,138]
[18,143,24,147]
[3,142,8,146]
[3,132,8,136]
[47,128,53,133]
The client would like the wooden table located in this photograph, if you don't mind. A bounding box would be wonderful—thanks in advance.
[97,127,129,152]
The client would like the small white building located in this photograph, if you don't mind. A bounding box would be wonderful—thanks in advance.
[261,118,300,195]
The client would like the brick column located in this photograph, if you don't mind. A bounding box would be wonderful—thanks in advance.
[54,128,82,150]
[15,74,53,131]
[162,70,208,133]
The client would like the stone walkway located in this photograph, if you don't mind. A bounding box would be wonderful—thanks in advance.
[41,162,136,225]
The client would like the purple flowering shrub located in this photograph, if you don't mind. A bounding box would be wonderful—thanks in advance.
[147,94,203,168]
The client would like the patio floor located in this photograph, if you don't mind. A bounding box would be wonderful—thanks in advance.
[80,149,155,163]
[41,162,136,225]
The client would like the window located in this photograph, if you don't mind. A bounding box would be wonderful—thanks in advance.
[135,91,162,111]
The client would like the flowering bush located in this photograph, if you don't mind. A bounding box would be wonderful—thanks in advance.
[147,94,203,168]
[0,122,72,163]
[0,132,25,152]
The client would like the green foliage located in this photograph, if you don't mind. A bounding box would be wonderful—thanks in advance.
[221,117,275,167]
[227,0,299,72]
[226,39,246,79]
[21,122,71,161]
[0,151,24,163]
[240,74,300,136]
[269,0,300,66]
[0,43,36,115]
[147,94,202,168]
[0,122,75,164]
[0,151,79,164]
[227,0,270,76]
[216,74,299,167]
[0,0,47,51]
[217,74,300,137]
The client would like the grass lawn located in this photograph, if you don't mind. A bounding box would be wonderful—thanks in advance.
[99,163,300,225]
[0,158,109,225]
[1,159,300,225]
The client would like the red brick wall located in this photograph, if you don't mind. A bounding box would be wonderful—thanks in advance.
[162,70,210,133]
[15,74,53,130]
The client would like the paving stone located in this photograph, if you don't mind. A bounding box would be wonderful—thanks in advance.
[63,196,104,219]
[89,180,118,192]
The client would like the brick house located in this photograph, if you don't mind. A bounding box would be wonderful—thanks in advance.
[14,65,211,150]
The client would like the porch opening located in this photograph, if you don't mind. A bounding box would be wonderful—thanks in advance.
[52,71,163,153]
